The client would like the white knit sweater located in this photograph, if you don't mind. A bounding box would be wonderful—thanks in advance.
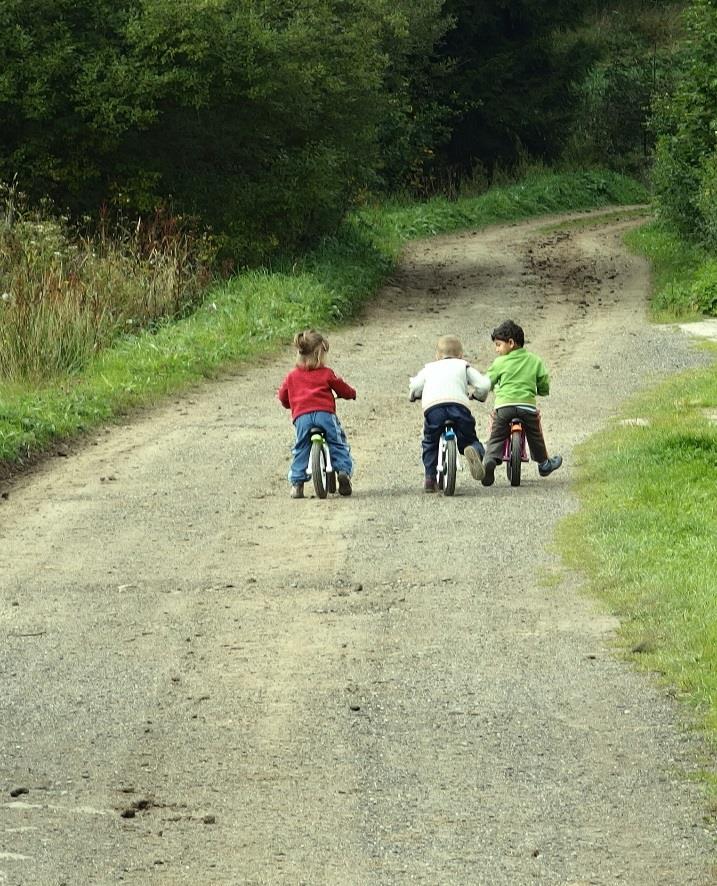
[409,358,491,412]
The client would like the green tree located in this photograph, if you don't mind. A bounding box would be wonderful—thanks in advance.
[652,0,717,244]
[0,0,448,261]
[0,0,147,205]
[566,3,683,178]
[433,0,595,174]
[371,0,453,194]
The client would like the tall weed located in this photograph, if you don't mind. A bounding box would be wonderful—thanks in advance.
[0,188,214,381]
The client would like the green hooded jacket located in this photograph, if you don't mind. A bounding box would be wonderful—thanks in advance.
[486,348,550,407]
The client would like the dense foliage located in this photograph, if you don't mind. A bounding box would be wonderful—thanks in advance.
[434,0,596,175]
[651,0,717,246]
[0,0,697,261]
[0,187,213,381]
[0,0,446,262]
[566,2,683,178]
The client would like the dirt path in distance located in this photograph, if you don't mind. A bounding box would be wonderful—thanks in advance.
[1,208,715,885]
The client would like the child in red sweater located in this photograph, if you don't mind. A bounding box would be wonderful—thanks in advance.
[278,329,356,499]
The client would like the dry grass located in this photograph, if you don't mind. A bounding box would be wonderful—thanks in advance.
[0,188,214,381]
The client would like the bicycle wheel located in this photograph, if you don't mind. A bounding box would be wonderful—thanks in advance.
[509,430,522,487]
[443,437,457,496]
[311,440,328,499]
[436,437,445,490]
[326,467,337,494]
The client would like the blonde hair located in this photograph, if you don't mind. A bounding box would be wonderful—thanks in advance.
[436,335,464,358]
[294,329,329,369]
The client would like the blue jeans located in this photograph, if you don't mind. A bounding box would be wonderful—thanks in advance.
[422,403,485,478]
[289,411,353,485]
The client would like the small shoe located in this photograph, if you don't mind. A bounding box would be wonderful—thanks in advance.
[424,477,437,493]
[538,455,563,477]
[481,459,496,487]
[290,483,304,499]
[464,446,485,481]
[337,472,352,496]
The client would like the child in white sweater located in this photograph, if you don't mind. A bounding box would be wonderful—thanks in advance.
[409,335,491,492]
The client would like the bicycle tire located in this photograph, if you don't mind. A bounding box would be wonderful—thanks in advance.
[311,440,328,499]
[327,468,337,494]
[436,438,445,490]
[444,437,457,496]
[509,429,522,487]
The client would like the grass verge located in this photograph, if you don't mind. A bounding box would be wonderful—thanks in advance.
[559,217,717,748]
[0,169,647,470]
[557,364,717,729]
[626,221,717,319]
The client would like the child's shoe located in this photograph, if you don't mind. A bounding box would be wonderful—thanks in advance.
[337,472,352,496]
[481,459,496,487]
[424,477,437,493]
[464,445,485,481]
[290,483,305,499]
[538,455,563,477]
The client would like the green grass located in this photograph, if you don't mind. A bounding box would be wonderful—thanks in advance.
[0,169,647,468]
[358,169,647,251]
[626,221,717,319]
[537,206,651,235]
[557,365,717,734]
[560,212,717,746]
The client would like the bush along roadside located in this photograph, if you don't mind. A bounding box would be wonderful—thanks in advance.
[625,221,717,319]
[0,169,647,471]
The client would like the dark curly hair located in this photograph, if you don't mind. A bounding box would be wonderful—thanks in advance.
[490,319,524,347]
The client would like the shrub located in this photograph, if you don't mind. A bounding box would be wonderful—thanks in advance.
[687,259,717,315]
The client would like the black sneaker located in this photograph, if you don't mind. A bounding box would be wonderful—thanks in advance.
[538,455,563,477]
[481,459,496,487]
[337,472,352,496]
[424,477,437,493]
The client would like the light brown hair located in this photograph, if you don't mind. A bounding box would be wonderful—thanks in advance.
[294,329,329,369]
[436,335,464,358]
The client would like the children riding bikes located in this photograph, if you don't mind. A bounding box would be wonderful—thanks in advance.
[278,329,355,499]
[480,320,562,486]
[409,335,491,492]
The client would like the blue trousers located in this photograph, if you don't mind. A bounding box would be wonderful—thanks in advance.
[289,411,353,485]
[421,403,484,478]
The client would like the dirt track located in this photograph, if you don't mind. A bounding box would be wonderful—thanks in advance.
[1,209,715,884]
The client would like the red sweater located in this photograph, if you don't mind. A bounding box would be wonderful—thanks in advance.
[278,366,356,420]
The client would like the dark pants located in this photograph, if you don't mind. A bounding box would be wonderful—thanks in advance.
[421,403,484,478]
[483,405,548,465]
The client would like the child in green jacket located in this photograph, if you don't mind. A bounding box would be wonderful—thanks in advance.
[481,319,562,486]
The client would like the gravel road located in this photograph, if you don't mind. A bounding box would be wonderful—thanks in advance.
[1,209,715,885]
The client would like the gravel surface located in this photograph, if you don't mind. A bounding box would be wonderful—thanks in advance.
[1,209,715,885]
